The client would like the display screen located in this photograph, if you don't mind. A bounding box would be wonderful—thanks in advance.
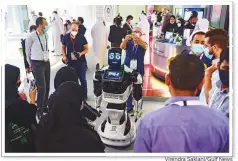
[165,32,173,40]
[104,70,123,81]
[210,5,222,28]
[183,8,204,21]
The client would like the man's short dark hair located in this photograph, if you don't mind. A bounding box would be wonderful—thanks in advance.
[126,15,133,21]
[205,29,228,38]
[220,47,229,64]
[169,54,205,91]
[77,17,84,24]
[191,31,206,41]
[207,35,228,49]
[29,25,37,32]
[115,17,122,26]
[36,17,46,27]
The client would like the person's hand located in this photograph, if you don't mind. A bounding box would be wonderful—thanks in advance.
[19,92,27,101]
[44,59,50,62]
[63,56,68,64]
[205,64,217,77]
[29,86,37,104]
[78,52,82,57]
[125,35,132,41]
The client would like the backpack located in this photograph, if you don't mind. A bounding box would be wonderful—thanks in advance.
[5,99,36,152]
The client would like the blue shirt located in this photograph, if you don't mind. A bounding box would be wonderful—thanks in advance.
[124,40,146,76]
[209,80,229,116]
[134,96,229,153]
[62,33,88,64]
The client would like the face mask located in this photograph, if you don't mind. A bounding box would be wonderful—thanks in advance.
[204,47,213,59]
[71,31,77,37]
[191,44,204,55]
[177,23,181,27]
[43,26,49,33]
[219,70,229,87]
[135,33,141,37]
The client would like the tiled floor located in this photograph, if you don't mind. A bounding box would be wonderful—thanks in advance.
[5,39,167,153]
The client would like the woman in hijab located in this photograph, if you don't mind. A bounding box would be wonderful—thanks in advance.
[175,18,185,36]
[164,15,177,33]
[35,81,105,152]
[5,64,37,152]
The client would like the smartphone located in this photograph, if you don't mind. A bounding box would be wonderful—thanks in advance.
[127,30,132,35]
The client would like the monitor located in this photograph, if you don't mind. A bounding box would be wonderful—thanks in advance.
[103,70,124,82]
[165,32,173,40]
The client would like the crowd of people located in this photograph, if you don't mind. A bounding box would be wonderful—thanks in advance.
[5,8,230,153]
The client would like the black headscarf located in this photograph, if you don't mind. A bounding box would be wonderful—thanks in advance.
[36,82,105,152]
[5,64,20,102]
[165,15,177,33]
[54,66,78,89]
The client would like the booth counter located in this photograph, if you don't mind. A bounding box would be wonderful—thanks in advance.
[151,38,189,80]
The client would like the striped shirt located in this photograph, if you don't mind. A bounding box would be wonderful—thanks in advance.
[208,80,229,116]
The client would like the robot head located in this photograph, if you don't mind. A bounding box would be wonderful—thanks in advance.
[108,48,122,68]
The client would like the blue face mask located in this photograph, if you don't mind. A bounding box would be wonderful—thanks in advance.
[43,26,49,33]
[204,47,213,59]
[191,44,204,55]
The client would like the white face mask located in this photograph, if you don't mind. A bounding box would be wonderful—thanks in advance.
[71,31,77,37]
[135,33,141,37]
[177,23,181,27]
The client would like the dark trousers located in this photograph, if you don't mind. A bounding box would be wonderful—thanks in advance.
[31,61,50,111]
[69,61,87,98]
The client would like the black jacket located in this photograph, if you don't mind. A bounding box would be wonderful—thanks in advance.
[108,25,124,44]
[79,24,86,35]
[21,39,30,69]
[123,23,133,38]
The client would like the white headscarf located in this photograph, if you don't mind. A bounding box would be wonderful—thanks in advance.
[186,18,209,46]
[91,17,107,53]
[51,12,64,34]
[138,14,150,43]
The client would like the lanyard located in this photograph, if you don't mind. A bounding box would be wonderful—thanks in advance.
[126,22,133,31]
[36,32,47,52]
[131,42,138,59]
[167,100,206,107]
[70,35,77,52]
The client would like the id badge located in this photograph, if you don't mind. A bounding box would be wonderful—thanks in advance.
[71,52,77,60]
[130,59,137,70]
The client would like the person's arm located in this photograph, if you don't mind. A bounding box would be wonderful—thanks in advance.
[25,34,33,67]
[133,34,147,50]
[134,119,152,152]
[204,64,217,104]
[120,35,131,49]
[21,39,30,70]
[79,36,89,57]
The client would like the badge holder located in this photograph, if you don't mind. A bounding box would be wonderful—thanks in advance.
[71,52,77,60]
[130,59,137,70]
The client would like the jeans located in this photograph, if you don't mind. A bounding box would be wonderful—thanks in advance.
[31,61,50,111]
[69,61,87,98]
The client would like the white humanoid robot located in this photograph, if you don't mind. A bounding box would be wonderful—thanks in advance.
[93,48,143,147]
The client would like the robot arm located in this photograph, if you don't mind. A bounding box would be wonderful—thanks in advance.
[93,70,103,109]
[131,71,143,101]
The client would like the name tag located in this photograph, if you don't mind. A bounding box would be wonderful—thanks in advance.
[71,52,77,60]
[130,59,137,70]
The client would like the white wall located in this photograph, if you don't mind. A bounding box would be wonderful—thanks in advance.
[118,5,146,25]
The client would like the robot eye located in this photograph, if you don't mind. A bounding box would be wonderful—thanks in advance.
[109,53,115,59]
[115,53,121,60]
